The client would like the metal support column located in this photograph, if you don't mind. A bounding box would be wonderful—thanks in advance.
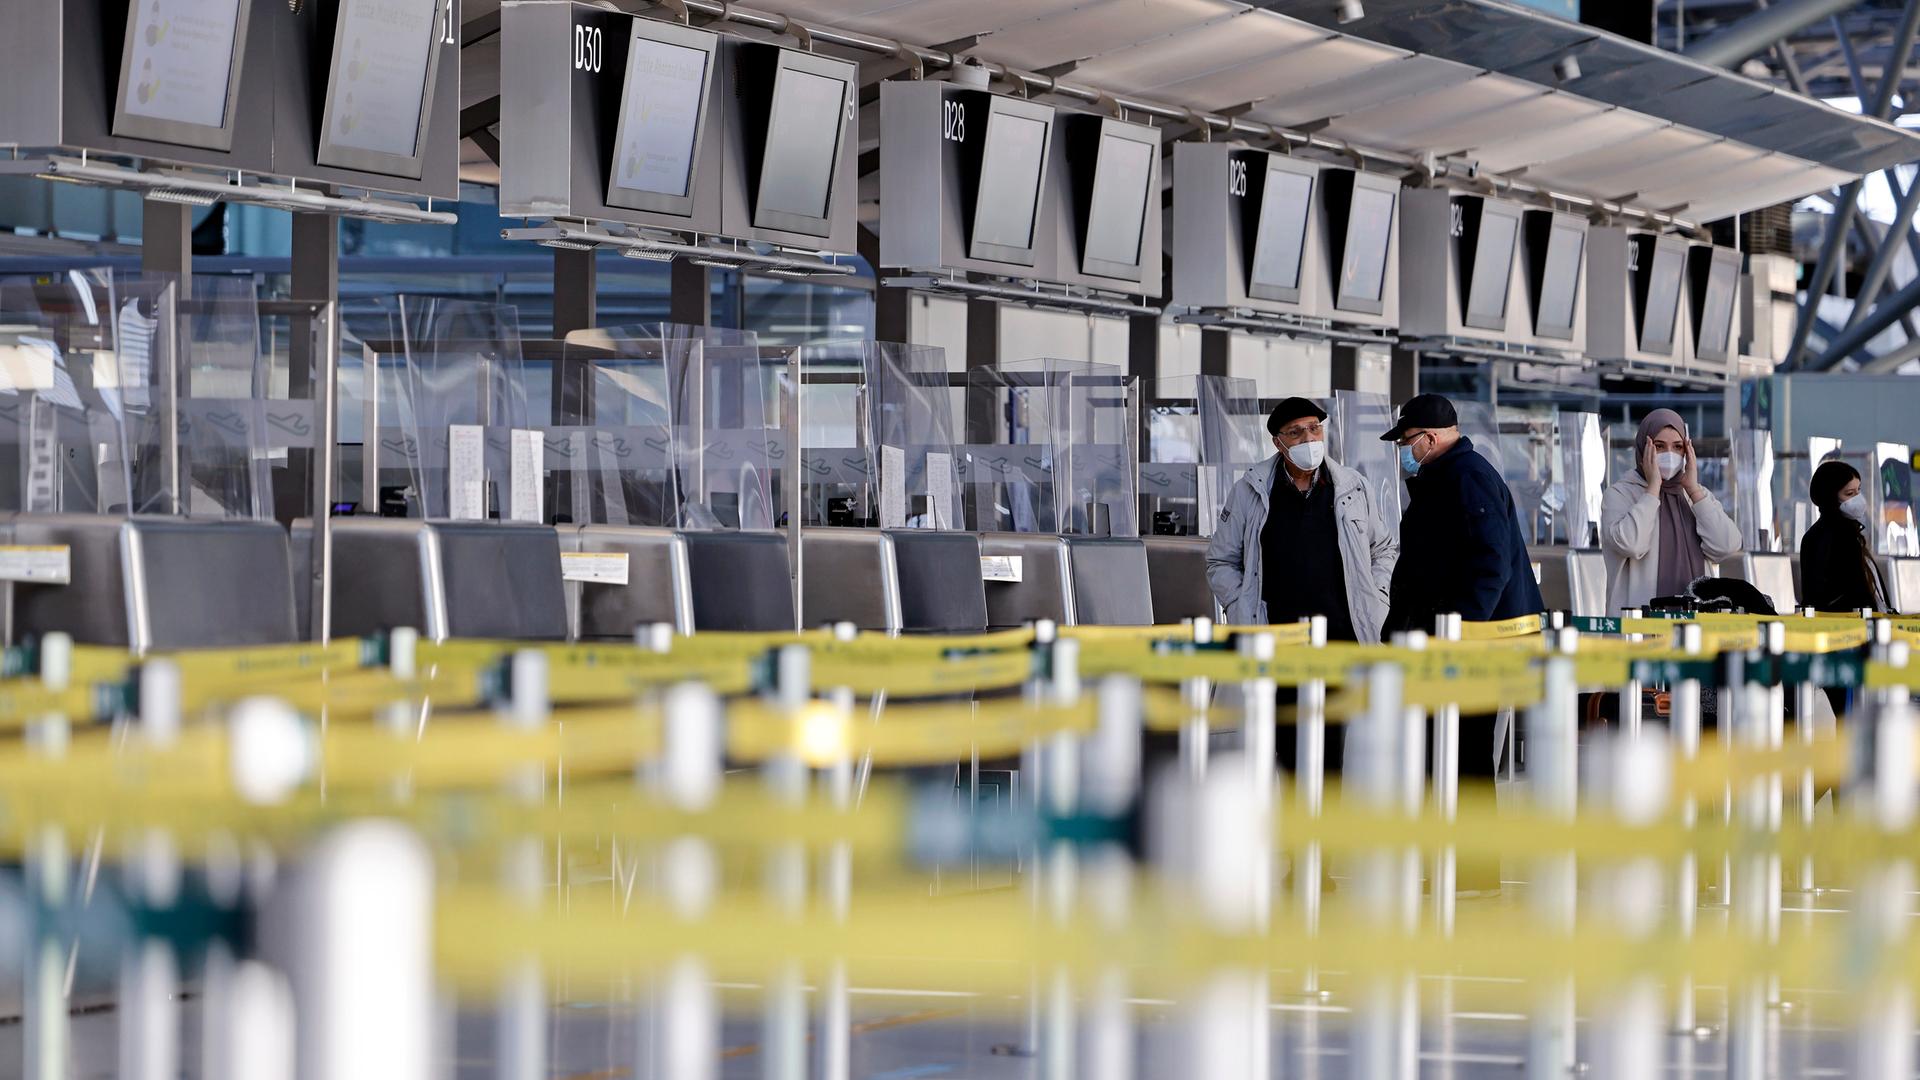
[553,248,597,337]
[1682,0,1863,69]
[1390,345,1419,403]
[861,226,910,345]
[141,200,194,285]
[281,214,339,529]
[1127,314,1159,481]
[1199,327,1229,378]
[671,261,712,328]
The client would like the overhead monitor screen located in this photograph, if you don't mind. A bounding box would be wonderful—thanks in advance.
[320,0,439,164]
[758,68,849,222]
[1249,167,1314,299]
[1640,240,1685,355]
[611,37,711,198]
[1535,220,1584,338]
[973,112,1050,252]
[1082,134,1155,270]
[1464,206,1518,326]
[115,0,247,148]
[1339,185,1395,306]
[1696,254,1739,360]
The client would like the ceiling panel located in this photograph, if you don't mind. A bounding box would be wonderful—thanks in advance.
[1528,126,1716,190]
[1249,54,1481,128]
[1469,108,1666,176]
[1387,91,1604,159]
[914,0,1232,71]
[1322,72,1542,149]
[1146,34,1402,111]
[1634,151,1813,215]
[1069,11,1327,93]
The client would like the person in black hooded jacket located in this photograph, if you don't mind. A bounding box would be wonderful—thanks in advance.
[1798,460,1888,614]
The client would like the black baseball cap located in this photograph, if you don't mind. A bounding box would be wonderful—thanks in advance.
[1378,393,1458,442]
[1266,397,1327,435]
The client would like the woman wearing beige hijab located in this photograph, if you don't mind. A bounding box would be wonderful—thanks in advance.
[1599,408,1742,614]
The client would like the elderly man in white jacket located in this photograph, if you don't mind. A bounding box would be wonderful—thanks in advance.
[1205,398,1397,643]
[1600,408,1742,614]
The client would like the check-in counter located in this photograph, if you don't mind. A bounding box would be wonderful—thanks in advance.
[679,530,796,632]
[977,533,1075,629]
[1143,537,1215,623]
[1876,555,1920,614]
[1722,552,1799,614]
[314,519,569,642]
[801,528,988,634]
[1529,546,1609,617]
[565,525,691,638]
[12,514,296,651]
[1065,537,1154,626]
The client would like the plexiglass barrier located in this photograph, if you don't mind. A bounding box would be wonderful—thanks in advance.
[1195,375,1265,537]
[1875,441,1917,556]
[554,325,681,528]
[0,269,280,522]
[392,298,533,521]
[860,341,959,530]
[1559,412,1604,548]
[675,325,776,531]
[1330,390,1403,539]
[964,359,1138,537]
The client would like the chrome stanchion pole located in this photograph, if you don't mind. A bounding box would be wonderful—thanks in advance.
[1852,653,1914,1080]
[1588,729,1672,1079]
[1348,661,1417,1080]
[763,646,812,1080]
[1181,617,1214,782]
[1080,675,1142,1080]
[1671,621,1707,1038]
[651,683,724,1080]
[497,651,550,1080]
[1528,634,1580,1080]
[1296,615,1329,998]
[1431,613,1462,937]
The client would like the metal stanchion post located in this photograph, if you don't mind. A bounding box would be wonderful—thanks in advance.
[1296,615,1329,998]
[819,625,857,1080]
[267,822,433,1080]
[1080,675,1142,1080]
[121,660,184,1080]
[1588,729,1672,1079]
[1671,621,1707,1037]
[1430,613,1461,936]
[764,646,811,1080]
[1621,609,1643,741]
[651,683,723,1080]
[1348,662,1417,1080]
[498,651,550,1080]
[1852,668,1915,1080]
[1183,755,1270,1080]
[1181,617,1213,782]
[1529,636,1579,1080]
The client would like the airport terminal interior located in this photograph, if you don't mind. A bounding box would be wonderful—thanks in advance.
[4,0,1920,1077]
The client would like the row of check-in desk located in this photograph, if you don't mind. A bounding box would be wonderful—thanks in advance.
[5,514,1915,653]
[1529,544,1920,622]
[0,514,1221,651]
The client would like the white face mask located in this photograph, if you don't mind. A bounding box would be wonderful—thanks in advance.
[1840,493,1868,523]
[1285,439,1326,472]
[1655,451,1684,480]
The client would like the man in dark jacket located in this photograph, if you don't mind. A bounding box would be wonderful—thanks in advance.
[1380,394,1545,637]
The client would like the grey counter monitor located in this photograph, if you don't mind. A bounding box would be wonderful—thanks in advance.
[1325,170,1398,315]
[1689,243,1742,363]
[1079,125,1156,279]
[1460,200,1519,331]
[112,0,251,151]
[605,19,718,217]
[750,50,852,236]
[1248,162,1314,303]
[1526,210,1585,341]
[316,0,443,179]
[969,100,1053,266]
[1634,234,1687,356]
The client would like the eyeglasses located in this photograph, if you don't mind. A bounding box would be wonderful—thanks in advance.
[1396,430,1431,448]
[1277,420,1324,441]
